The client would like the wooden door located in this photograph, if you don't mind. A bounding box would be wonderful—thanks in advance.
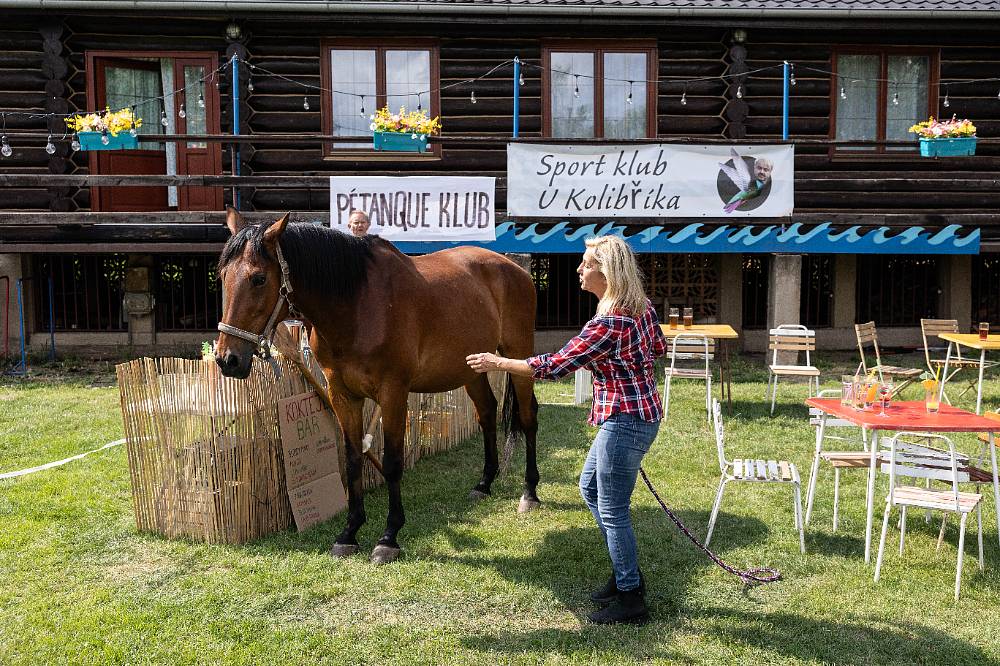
[88,53,222,212]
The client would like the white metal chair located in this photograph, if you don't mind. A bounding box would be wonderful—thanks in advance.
[663,334,713,420]
[855,321,922,396]
[804,389,872,532]
[706,399,806,553]
[874,432,984,601]
[766,324,821,415]
[920,318,984,405]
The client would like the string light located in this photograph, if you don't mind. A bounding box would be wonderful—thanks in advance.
[45,134,56,155]
[417,92,422,112]
[840,84,847,100]
[303,96,310,111]
[892,90,899,106]
[100,127,110,145]
[574,75,580,98]
[0,136,11,158]
[519,71,524,86]
[178,103,186,119]
[470,88,477,104]
[681,84,687,106]
[943,90,950,108]
[129,106,138,136]
[70,133,81,151]
[247,76,254,93]
[789,62,796,86]
[359,95,365,117]
[626,81,633,105]
[736,84,743,99]
[198,91,205,108]
[160,109,168,127]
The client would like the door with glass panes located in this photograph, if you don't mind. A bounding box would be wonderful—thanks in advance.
[86,52,222,212]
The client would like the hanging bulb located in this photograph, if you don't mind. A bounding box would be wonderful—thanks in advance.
[303,96,310,111]
[574,76,580,98]
[519,71,524,86]
[101,127,110,145]
[247,78,254,93]
[681,90,687,106]
[198,91,205,108]
[840,85,847,100]
[417,95,422,112]
[790,64,797,86]
[470,89,477,104]
[71,134,81,151]
[996,88,1000,100]
[160,109,168,127]
[943,92,950,108]
[892,91,899,106]
[626,81,633,105]
[359,95,366,117]
[178,103,187,119]
[736,84,743,99]
[0,135,11,158]
[129,107,138,136]
[45,134,56,155]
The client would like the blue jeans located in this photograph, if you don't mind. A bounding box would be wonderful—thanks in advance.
[579,412,660,592]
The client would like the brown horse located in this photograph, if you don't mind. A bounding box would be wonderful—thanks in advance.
[215,208,540,563]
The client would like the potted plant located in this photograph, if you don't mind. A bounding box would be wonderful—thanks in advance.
[909,115,977,157]
[65,107,142,151]
[369,106,441,153]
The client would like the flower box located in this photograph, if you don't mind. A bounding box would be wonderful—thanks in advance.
[373,130,428,153]
[77,131,139,152]
[919,136,977,158]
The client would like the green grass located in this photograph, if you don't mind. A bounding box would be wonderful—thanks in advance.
[2,355,1000,665]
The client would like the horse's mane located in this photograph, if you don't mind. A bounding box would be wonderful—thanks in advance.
[218,222,380,301]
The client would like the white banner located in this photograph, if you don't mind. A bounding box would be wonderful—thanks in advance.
[330,176,495,241]
[507,144,794,218]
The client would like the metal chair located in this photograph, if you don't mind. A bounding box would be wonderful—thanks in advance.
[804,389,872,532]
[874,432,984,601]
[766,324,821,415]
[663,334,713,420]
[855,321,922,396]
[920,318,980,405]
[706,399,806,553]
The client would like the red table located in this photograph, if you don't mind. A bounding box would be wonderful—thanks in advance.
[806,398,1000,564]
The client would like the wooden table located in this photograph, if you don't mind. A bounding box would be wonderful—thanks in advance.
[806,398,1000,564]
[938,333,1000,415]
[661,324,739,408]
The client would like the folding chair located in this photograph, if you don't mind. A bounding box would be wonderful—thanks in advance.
[706,400,805,553]
[766,324,821,415]
[920,318,980,405]
[804,389,872,532]
[663,334,713,420]
[874,432,984,600]
[855,321,922,396]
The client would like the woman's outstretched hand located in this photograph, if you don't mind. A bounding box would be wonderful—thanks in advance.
[466,352,501,373]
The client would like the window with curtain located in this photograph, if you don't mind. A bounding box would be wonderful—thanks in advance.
[833,50,934,153]
[544,44,656,139]
[322,40,438,155]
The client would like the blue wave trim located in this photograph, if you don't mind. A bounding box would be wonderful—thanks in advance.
[392,222,981,255]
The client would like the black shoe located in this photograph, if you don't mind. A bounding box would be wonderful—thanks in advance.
[590,569,645,607]
[587,588,649,626]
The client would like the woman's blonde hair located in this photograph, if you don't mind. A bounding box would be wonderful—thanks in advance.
[584,236,647,317]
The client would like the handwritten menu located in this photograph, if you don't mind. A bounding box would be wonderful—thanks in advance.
[277,391,348,531]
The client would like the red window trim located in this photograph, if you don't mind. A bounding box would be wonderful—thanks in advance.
[542,41,658,139]
[320,38,441,160]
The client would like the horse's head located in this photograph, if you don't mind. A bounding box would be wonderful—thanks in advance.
[215,207,290,379]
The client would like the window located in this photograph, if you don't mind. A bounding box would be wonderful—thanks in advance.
[155,254,222,331]
[321,39,440,157]
[856,255,940,326]
[543,43,657,138]
[972,255,1000,326]
[801,255,834,328]
[833,49,937,153]
[742,255,769,330]
[33,254,127,332]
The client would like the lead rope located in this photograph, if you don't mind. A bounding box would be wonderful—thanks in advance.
[638,467,781,586]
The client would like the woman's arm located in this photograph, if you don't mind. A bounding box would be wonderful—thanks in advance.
[466,352,533,376]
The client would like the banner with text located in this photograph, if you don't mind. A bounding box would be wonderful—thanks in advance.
[507,144,793,218]
[330,176,496,241]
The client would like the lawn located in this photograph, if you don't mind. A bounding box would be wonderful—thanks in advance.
[1,355,999,665]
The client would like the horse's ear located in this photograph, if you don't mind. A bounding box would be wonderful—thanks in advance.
[262,212,291,247]
[225,206,247,236]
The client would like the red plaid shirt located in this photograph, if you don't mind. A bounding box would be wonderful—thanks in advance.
[527,300,668,425]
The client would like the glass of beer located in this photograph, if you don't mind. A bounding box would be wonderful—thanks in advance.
[683,307,694,329]
[979,322,990,341]
[669,307,679,330]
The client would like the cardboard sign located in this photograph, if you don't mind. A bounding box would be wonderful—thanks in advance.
[278,391,348,531]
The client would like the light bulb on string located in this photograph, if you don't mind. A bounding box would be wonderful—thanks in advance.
[160,109,168,127]
[997,88,1000,100]
[45,134,56,155]
[573,75,580,98]
[303,96,310,111]
[178,103,186,119]
[247,77,254,93]
[470,88,477,104]
[101,127,110,145]
[840,85,847,100]
[71,133,81,151]
[626,81,633,105]
[129,106,138,136]
[943,91,950,108]
[417,93,422,112]
[892,91,899,106]
[359,95,366,117]
[519,71,524,86]
[198,91,205,108]
[736,84,743,99]
[789,63,796,86]
[0,135,11,158]
[681,87,687,106]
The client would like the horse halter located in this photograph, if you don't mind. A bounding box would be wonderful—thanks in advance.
[217,242,301,376]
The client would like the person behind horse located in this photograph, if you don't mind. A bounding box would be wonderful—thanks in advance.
[347,209,371,237]
[466,235,666,625]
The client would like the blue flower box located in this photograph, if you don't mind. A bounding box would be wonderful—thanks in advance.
[77,131,139,151]
[919,136,977,157]
[373,130,428,153]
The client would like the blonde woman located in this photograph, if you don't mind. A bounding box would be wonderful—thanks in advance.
[467,235,666,625]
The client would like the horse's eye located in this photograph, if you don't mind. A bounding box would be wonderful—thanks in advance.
[250,273,266,287]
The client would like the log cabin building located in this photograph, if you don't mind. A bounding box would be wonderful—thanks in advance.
[1,0,999,358]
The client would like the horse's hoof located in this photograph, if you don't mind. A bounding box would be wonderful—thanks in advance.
[330,543,360,558]
[518,497,541,513]
[468,489,490,502]
[371,544,402,565]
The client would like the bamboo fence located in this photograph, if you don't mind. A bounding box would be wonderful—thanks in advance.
[116,356,506,544]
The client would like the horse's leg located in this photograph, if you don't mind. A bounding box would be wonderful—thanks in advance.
[510,374,541,513]
[464,373,499,500]
[325,380,368,557]
[371,384,409,565]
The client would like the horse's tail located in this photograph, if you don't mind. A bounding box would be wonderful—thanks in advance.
[498,372,535,475]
